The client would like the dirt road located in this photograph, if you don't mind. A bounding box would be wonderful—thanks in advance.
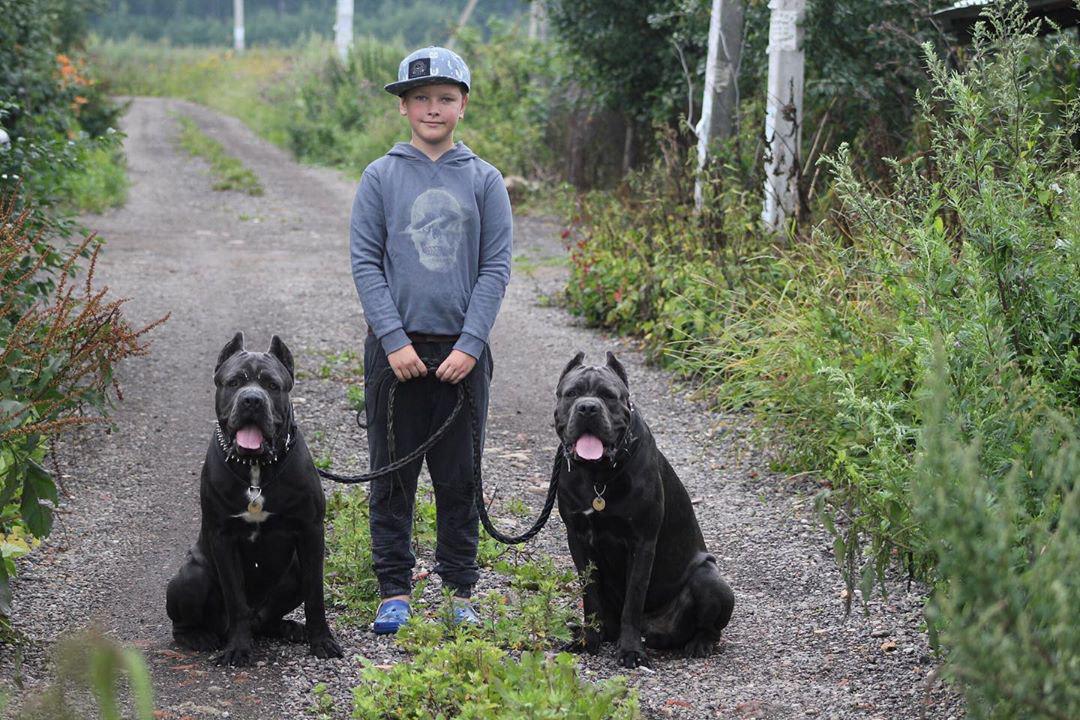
[1,98,962,719]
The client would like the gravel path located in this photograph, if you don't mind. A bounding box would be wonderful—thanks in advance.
[0,98,964,719]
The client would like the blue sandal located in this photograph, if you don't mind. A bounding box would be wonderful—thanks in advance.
[451,599,480,626]
[372,599,411,635]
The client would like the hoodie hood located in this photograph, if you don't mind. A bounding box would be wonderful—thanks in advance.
[387,141,477,165]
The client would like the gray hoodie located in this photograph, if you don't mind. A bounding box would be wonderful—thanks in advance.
[350,142,512,359]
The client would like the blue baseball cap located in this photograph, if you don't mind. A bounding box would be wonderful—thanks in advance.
[385,46,471,96]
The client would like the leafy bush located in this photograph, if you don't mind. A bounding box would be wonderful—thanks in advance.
[915,350,1079,719]
[351,635,639,719]
[0,194,166,617]
[55,141,130,214]
[565,2,1080,603]
[1,2,124,212]
[564,122,766,364]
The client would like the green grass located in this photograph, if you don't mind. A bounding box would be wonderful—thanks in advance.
[174,115,263,195]
[512,251,569,277]
[86,32,565,190]
[57,143,130,214]
[321,481,633,718]
[89,38,299,149]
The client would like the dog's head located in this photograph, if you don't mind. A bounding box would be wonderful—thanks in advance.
[214,332,295,459]
[554,351,632,463]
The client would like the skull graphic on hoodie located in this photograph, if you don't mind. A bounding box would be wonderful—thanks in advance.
[405,188,466,272]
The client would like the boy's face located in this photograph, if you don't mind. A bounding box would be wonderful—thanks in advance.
[399,83,469,149]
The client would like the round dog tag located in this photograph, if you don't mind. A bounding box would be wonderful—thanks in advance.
[246,487,264,514]
[592,496,606,512]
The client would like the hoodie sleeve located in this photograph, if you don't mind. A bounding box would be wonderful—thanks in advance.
[350,166,410,354]
[454,169,513,359]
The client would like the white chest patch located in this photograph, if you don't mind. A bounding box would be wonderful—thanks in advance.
[233,508,272,524]
[234,465,271,524]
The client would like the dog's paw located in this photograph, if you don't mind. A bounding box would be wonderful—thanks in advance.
[173,630,222,652]
[258,619,308,643]
[279,620,307,643]
[560,626,602,655]
[616,646,651,669]
[214,645,253,666]
[309,634,344,659]
[681,635,716,658]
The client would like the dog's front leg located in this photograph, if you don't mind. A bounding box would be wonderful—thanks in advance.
[297,526,343,659]
[617,537,657,668]
[207,530,254,665]
[564,524,604,654]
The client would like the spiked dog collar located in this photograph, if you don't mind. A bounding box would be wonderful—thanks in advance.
[214,423,296,467]
[564,404,642,474]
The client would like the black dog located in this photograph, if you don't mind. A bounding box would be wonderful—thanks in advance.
[166,332,342,665]
[554,351,735,668]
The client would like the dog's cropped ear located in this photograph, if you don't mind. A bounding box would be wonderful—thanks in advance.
[216,332,245,372]
[267,335,294,379]
[559,351,586,382]
[606,351,629,390]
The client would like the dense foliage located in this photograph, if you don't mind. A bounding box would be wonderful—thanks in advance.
[547,0,945,177]
[0,0,124,209]
[90,0,526,47]
[564,5,1079,715]
[916,353,1079,719]
[0,0,153,621]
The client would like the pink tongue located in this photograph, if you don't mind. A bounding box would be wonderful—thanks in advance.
[575,434,604,460]
[236,426,264,450]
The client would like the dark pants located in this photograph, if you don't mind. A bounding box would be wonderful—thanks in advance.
[363,335,492,599]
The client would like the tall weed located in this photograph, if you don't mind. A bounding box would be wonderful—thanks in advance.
[915,349,1078,719]
[0,193,167,618]
[564,2,1080,610]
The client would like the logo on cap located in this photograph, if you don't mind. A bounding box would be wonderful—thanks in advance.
[408,58,431,79]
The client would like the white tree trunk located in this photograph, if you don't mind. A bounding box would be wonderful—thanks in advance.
[233,0,245,52]
[446,0,480,49]
[695,0,745,210]
[528,1,548,42]
[761,0,806,233]
[335,0,354,62]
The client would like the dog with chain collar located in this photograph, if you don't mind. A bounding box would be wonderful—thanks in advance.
[554,351,735,668]
[165,332,342,665]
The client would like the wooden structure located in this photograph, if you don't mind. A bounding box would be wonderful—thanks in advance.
[934,0,1080,43]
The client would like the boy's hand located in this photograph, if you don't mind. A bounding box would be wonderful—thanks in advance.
[387,344,428,381]
[436,350,476,385]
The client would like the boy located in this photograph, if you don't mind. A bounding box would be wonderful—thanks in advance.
[349,47,512,634]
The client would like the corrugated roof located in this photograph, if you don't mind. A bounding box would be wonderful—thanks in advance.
[939,0,988,9]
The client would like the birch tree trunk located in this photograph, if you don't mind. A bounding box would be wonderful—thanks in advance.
[695,0,745,210]
[761,0,806,233]
[446,0,480,49]
[529,1,549,42]
[335,0,354,62]
[233,0,245,52]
